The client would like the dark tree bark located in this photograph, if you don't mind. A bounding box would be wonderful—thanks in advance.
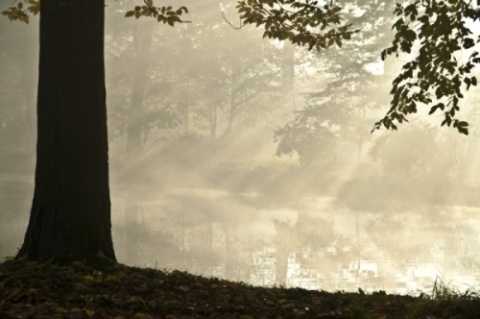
[17,0,116,263]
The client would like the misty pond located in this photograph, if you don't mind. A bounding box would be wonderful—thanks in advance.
[2,1,480,295]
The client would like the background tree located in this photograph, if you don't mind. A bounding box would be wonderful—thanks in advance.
[274,100,340,166]
[273,0,395,166]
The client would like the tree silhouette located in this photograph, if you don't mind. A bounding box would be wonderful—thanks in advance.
[15,0,115,264]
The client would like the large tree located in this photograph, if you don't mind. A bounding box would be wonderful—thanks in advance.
[0,0,187,265]
[14,0,116,263]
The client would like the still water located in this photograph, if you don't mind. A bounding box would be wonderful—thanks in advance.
[2,175,479,295]
[111,188,480,295]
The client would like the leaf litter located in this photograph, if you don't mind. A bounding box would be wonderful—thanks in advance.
[1,259,479,318]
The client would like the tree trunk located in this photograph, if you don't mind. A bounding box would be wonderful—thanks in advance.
[281,42,295,110]
[209,104,218,138]
[17,0,116,262]
[20,44,38,153]
[126,21,154,155]
[182,101,190,135]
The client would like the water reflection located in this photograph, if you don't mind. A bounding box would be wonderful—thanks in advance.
[2,177,478,295]
[111,189,480,295]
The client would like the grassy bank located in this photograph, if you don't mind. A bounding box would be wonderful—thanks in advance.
[1,259,479,319]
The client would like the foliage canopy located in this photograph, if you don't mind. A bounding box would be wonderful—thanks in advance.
[3,0,480,134]
[374,0,480,135]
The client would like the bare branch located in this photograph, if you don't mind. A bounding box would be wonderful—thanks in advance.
[222,11,244,30]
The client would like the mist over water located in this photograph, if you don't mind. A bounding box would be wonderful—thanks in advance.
[2,0,480,295]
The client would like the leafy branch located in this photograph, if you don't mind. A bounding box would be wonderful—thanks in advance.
[373,0,480,135]
[124,0,190,26]
[1,0,190,27]
[236,0,358,51]
[1,0,39,24]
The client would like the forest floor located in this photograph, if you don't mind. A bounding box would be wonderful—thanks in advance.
[1,259,480,319]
